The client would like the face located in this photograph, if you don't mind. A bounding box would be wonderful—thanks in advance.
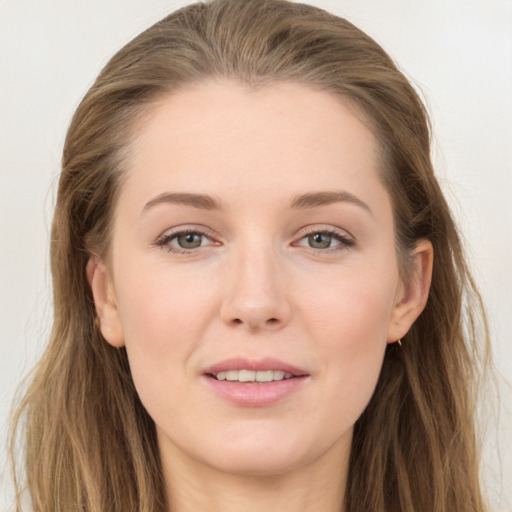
[90,80,430,479]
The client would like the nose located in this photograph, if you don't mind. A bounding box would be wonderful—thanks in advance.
[220,245,291,332]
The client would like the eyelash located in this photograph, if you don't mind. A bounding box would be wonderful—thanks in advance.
[155,228,217,254]
[154,227,355,255]
[293,227,355,253]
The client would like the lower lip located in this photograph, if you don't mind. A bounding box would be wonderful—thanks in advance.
[203,375,309,407]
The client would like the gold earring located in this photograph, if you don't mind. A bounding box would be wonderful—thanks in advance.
[397,339,402,348]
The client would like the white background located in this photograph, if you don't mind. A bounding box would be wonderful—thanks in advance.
[1,1,511,510]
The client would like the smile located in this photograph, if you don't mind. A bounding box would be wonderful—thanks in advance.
[203,358,310,406]
[213,370,295,382]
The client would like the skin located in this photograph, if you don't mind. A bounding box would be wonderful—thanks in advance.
[88,80,433,512]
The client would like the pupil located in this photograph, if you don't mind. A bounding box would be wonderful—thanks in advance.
[309,233,331,249]
[178,233,202,248]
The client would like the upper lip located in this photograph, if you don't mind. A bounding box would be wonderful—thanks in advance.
[203,357,309,377]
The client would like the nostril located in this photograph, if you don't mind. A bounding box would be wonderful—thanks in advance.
[224,312,287,330]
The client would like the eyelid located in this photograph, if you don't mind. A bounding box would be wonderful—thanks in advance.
[292,225,356,250]
[154,225,221,253]
[153,224,355,254]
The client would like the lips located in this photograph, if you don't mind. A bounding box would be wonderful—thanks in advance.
[214,369,295,382]
[203,357,308,380]
[202,357,310,407]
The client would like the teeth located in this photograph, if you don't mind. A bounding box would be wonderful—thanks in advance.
[239,370,256,382]
[215,370,295,382]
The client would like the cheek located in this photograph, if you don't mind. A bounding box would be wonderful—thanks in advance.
[301,259,398,348]
[112,261,224,416]
[115,259,218,348]
[300,263,397,417]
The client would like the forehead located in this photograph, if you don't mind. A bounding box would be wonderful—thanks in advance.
[121,80,386,210]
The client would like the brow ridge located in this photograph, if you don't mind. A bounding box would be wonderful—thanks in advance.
[143,192,221,212]
[290,190,372,215]
[143,189,371,215]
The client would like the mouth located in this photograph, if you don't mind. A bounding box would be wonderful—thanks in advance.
[203,357,309,383]
[202,358,309,406]
[208,369,297,383]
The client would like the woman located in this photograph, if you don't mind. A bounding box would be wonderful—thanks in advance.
[10,0,491,510]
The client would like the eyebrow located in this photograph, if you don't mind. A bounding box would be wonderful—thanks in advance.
[142,189,372,216]
[143,192,222,212]
[290,190,373,216]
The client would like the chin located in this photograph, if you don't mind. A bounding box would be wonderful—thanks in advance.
[206,449,306,477]
[195,430,325,477]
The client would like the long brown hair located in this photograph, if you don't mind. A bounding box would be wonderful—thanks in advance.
[10,1,490,510]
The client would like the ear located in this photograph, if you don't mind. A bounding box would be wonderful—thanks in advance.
[387,239,433,344]
[86,256,125,347]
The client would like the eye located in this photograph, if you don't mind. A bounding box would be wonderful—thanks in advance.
[155,229,216,253]
[307,232,338,249]
[294,228,355,251]
[175,232,205,249]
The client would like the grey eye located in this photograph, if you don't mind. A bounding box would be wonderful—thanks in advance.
[176,233,204,249]
[307,233,333,249]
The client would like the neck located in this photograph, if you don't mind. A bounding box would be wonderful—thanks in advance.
[161,440,350,512]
